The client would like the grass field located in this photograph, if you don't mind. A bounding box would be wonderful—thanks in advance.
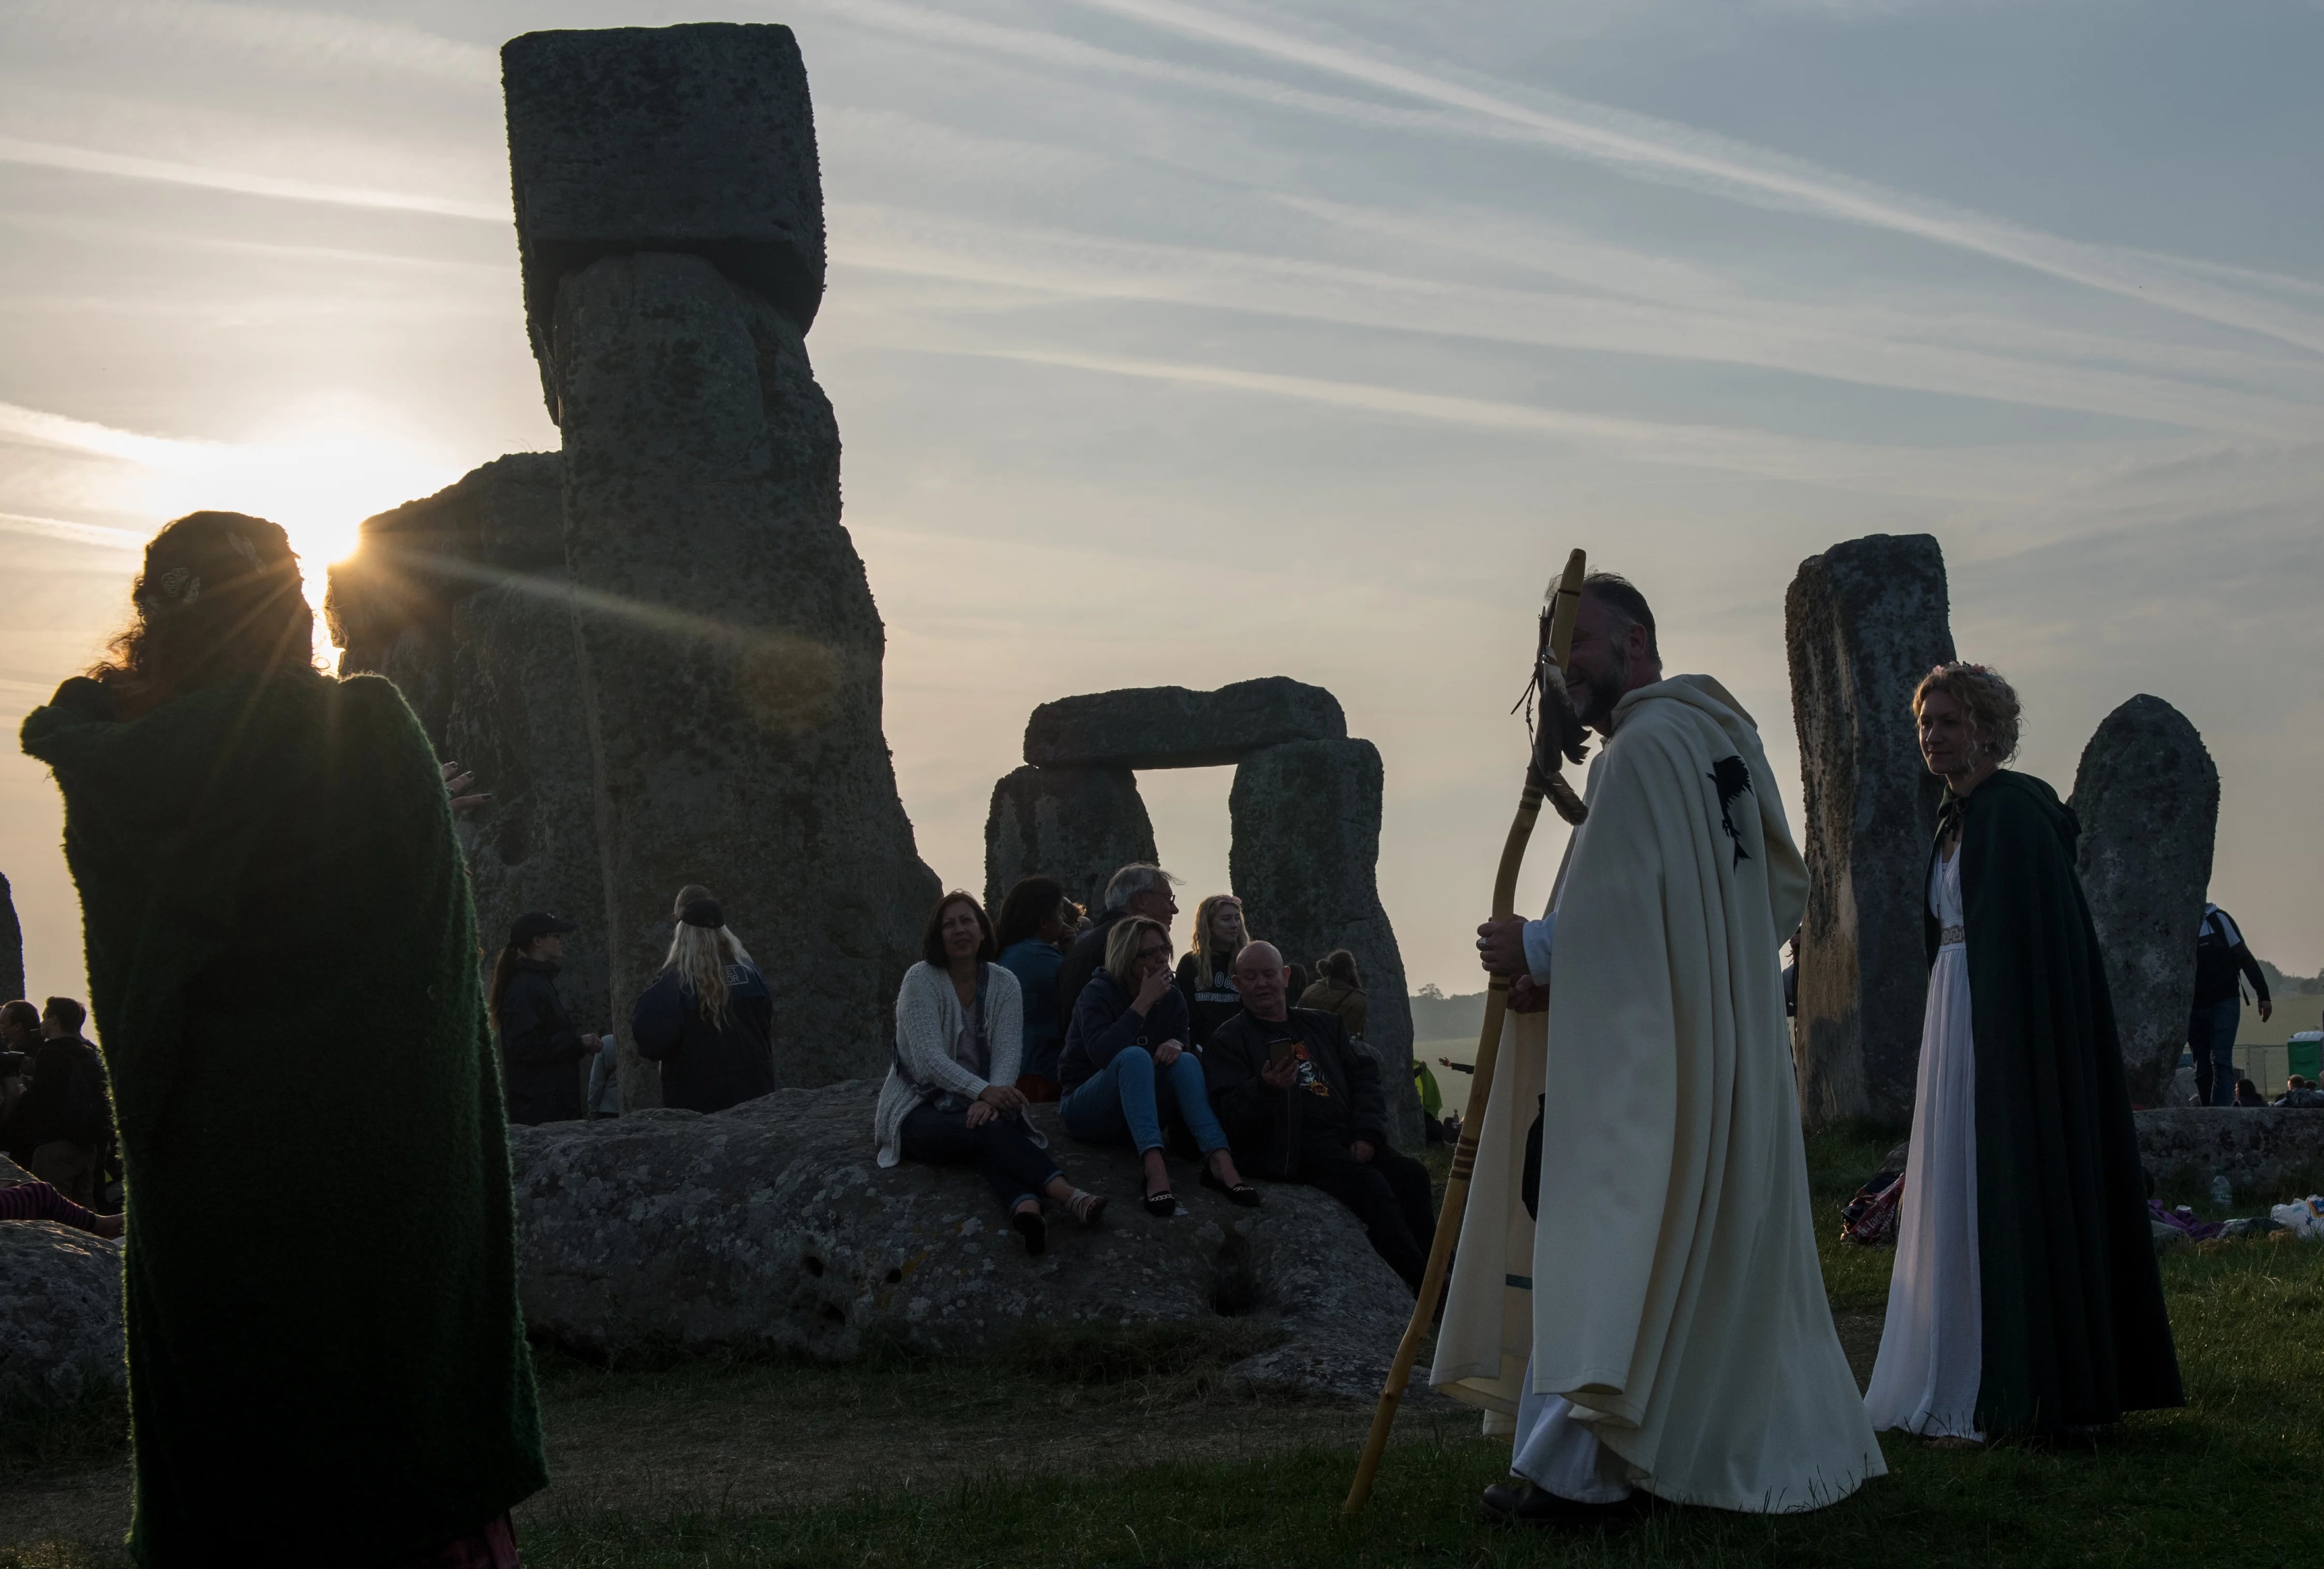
[6,1127,2322,1568]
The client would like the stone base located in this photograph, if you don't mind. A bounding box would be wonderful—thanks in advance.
[0,1161,123,1417]
[2136,1107,2324,1201]
[508,1082,1420,1399]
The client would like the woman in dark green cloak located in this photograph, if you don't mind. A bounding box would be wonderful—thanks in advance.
[21,513,547,1567]
[1865,661,2182,1440]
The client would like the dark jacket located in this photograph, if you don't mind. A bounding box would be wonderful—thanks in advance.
[1054,908,1127,1033]
[21,668,547,1564]
[632,960,776,1114]
[999,938,1067,1081]
[1174,953,1243,1049]
[1059,967,1193,1092]
[1932,769,2183,1432]
[497,957,589,1124]
[8,1034,113,1152]
[1204,1006,1390,1179]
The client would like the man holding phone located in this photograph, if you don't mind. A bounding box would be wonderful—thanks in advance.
[1202,941,1436,1291]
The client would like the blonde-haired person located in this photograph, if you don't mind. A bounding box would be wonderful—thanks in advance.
[631,886,776,1114]
[1173,893,1246,1049]
[1864,662,2180,1442]
[1062,916,1260,1215]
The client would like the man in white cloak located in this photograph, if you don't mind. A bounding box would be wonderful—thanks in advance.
[1429,572,1883,1521]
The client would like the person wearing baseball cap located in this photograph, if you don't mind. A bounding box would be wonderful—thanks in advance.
[631,885,777,1114]
[489,912,599,1124]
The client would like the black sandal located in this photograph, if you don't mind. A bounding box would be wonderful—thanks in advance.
[1011,1205,1047,1256]
[1200,1167,1263,1208]
[1143,1189,1178,1218]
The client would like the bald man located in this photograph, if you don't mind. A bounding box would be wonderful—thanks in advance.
[1203,941,1436,1290]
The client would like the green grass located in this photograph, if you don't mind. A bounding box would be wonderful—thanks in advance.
[9,1130,2324,1569]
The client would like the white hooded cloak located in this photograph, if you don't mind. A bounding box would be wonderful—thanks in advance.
[1429,674,1884,1513]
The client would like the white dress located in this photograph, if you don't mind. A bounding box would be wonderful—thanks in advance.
[1863,846,1984,1440]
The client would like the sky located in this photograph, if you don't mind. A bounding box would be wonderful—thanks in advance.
[3,0,2320,1009]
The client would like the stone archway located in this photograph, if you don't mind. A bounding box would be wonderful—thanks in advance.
[984,677,1422,1142]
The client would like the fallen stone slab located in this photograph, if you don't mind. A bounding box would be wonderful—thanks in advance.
[0,1161,123,1418]
[1024,678,1346,771]
[2136,1107,2324,1202]
[506,1082,1419,1399]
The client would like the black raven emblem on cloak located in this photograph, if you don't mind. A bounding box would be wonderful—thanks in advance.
[1710,756,1752,867]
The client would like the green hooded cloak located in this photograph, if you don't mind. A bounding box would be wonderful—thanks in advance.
[22,668,547,1566]
[1935,768,2183,1434]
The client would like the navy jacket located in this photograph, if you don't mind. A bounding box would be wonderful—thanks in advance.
[632,961,777,1115]
[1059,967,1193,1092]
[497,958,588,1124]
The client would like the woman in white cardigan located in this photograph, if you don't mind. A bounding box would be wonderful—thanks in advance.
[875,891,1109,1254]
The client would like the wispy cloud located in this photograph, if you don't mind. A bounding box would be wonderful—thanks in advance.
[2,1,497,88]
[0,135,503,221]
[1061,0,2324,355]
[0,510,144,552]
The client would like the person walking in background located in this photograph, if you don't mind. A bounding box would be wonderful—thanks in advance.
[1,1000,47,1168]
[2189,903,2271,1107]
[993,876,1077,1102]
[1055,863,1180,1033]
[1061,916,1259,1216]
[1299,948,1369,1040]
[490,912,601,1126]
[632,886,776,1115]
[876,892,1108,1254]
[1175,894,1250,1049]
[20,510,547,1564]
[1865,662,2180,1441]
[1207,941,1431,1284]
[13,997,113,1207]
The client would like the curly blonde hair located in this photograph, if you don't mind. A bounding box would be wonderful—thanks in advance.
[1912,662,2022,763]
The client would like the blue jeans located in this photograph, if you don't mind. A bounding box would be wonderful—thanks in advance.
[2188,997,2240,1106]
[1061,1049,1229,1155]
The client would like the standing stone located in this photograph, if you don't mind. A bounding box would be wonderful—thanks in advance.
[1230,739,1421,1145]
[0,871,21,1005]
[984,766,1157,917]
[1026,678,1346,770]
[2073,696,2218,1106]
[1785,533,1956,1129]
[327,455,614,1090]
[510,25,937,1096]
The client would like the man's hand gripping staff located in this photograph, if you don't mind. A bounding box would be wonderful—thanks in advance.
[1343,549,1589,1514]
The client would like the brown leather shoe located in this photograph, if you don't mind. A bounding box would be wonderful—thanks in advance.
[1481,1480,1645,1528]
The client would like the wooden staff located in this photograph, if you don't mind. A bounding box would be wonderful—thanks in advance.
[1342,547,1586,1515]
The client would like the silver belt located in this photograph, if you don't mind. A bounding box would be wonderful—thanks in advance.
[1940,925,1965,947]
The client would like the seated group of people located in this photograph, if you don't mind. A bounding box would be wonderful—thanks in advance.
[0,995,121,1237]
[873,864,1438,1290]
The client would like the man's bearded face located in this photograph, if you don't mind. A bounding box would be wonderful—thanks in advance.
[1562,595,1634,727]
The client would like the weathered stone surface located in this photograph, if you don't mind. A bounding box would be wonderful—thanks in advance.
[327,455,612,1090]
[1026,678,1346,771]
[984,765,1158,917]
[1230,739,1421,1145]
[2075,696,2219,1106]
[504,23,824,414]
[506,1083,1416,1399]
[0,869,21,1005]
[552,251,937,1095]
[1785,534,1956,1128]
[0,1191,124,1415]
[2136,1108,2324,1201]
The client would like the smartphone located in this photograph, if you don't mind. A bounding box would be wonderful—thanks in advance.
[1268,1039,1300,1071]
